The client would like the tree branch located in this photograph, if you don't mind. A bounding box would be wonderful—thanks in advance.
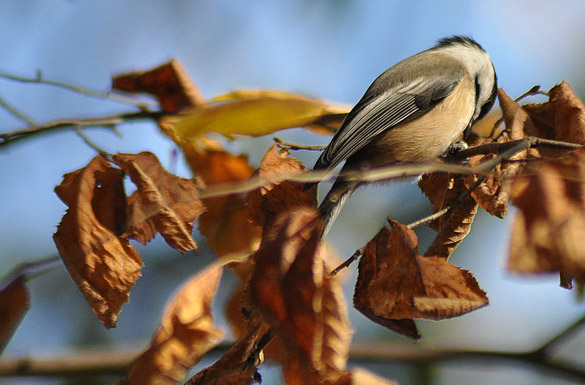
[3,336,585,383]
[0,71,157,109]
[1,255,61,288]
[0,111,163,148]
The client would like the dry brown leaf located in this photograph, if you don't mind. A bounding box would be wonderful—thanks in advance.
[183,138,262,259]
[353,242,421,340]
[124,262,224,385]
[225,243,345,369]
[419,173,478,259]
[508,148,585,289]
[523,82,585,157]
[225,274,294,367]
[113,152,205,253]
[497,88,541,205]
[112,59,205,112]
[53,156,143,328]
[418,172,450,224]
[472,84,584,220]
[0,276,28,353]
[464,154,507,217]
[471,109,502,137]
[247,145,317,227]
[185,313,266,385]
[354,222,487,338]
[459,134,510,218]
[248,209,352,382]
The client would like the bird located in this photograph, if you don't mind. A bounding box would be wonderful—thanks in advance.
[307,36,497,232]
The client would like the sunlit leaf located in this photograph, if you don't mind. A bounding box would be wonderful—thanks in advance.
[124,262,225,385]
[248,209,352,382]
[167,90,348,140]
[185,312,265,385]
[523,82,585,157]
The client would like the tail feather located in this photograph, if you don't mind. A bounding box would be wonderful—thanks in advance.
[318,179,359,236]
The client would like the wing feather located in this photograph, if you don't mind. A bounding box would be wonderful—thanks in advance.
[314,75,461,170]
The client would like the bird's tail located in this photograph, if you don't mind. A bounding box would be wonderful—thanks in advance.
[318,179,359,236]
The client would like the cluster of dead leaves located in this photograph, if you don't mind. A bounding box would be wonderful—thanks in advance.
[2,59,585,385]
[51,152,205,328]
[417,83,585,289]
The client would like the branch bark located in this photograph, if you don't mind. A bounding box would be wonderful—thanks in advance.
[2,336,585,383]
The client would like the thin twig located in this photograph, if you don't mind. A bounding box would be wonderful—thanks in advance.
[535,312,585,356]
[0,255,61,289]
[274,137,326,151]
[0,111,162,148]
[515,85,546,102]
[244,330,273,369]
[0,71,156,109]
[75,126,111,157]
[0,94,36,127]
[198,137,581,201]
[407,207,450,229]
[447,137,581,161]
[405,138,544,229]
[406,174,488,229]
[330,248,364,276]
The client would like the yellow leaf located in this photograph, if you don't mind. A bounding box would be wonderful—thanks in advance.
[167,90,348,140]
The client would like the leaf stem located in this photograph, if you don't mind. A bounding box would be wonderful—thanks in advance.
[74,125,112,157]
[274,137,326,151]
[329,247,364,276]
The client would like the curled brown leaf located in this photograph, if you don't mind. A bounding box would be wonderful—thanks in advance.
[354,222,488,339]
[183,138,262,259]
[419,173,478,259]
[508,148,585,289]
[185,313,266,385]
[113,152,205,253]
[53,156,143,328]
[248,209,352,382]
[112,59,205,112]
[247,145,317,227]
[523,82,585,156]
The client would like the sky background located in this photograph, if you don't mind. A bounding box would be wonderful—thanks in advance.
[1,1,585,384]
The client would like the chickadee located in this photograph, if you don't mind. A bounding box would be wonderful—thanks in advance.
[308,36,497,230]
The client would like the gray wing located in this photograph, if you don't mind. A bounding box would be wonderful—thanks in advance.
[314,74,462,171]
